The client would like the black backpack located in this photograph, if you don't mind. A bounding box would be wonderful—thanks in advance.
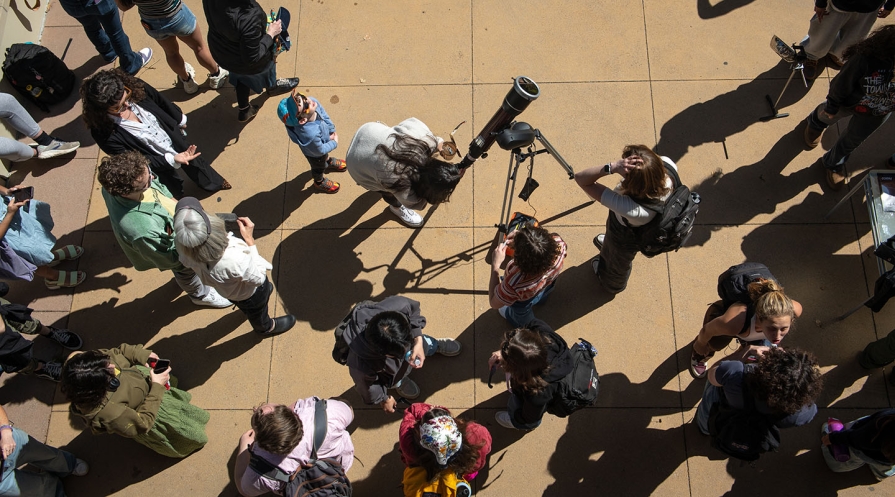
[2,43,75,113]
[546,339,600,417]
[248,399,352,497]
[625,162,701,258]
[707,381,781,462]
[716,262,777,309]
[332,301,376,365]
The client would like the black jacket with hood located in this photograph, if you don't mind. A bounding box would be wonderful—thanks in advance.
[508,319,573,430]
[203,0,275,75]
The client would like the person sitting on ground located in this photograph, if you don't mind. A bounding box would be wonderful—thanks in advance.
[0,282,83,382]
[0,403,89,496]
[233,396,355,496]
[116,0,229,95]
[822,408,895,480]
[81,68,231,198]
[0,182,87,290]
[489,226,566,328]
[0,92,79,162]
[488,319,574,430]
[339,297,461,413]
[689,278,802,379]
[98,151,231,308]
[277,89,347,193]
[695,345,822,437]
[346,118,463,228]
[173,197,295,336]
[399,403,491,495]
[61,343,209,458]
[574,145,678,294]
[203,0,299,122]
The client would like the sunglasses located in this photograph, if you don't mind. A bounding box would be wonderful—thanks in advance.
[108,87,132,114]
[291,90,313,116]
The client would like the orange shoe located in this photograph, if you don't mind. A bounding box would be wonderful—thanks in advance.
[326,157,347,172]
[313,177,340,193]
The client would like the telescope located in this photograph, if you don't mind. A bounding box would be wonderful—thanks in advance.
[457,76,540,169]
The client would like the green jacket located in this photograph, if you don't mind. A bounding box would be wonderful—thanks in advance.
[101,179,183,272]
[70,343,165,438]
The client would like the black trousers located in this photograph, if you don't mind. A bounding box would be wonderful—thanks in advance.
[234,277,273,332]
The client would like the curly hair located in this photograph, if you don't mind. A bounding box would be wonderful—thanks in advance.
[617,144,671,200]
[80,68,147,135]
[512,226,560,277]
[378,134,463,205]
[745,347,822,415]
[747,278,797,322]
[98,151,149,197]
[60,350,115,412]
[251,404,303,455]
[500,327,553,394]
[843,24,895,65]
[414,407,484,481]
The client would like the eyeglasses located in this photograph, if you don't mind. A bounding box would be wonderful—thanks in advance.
[108,87,132,114]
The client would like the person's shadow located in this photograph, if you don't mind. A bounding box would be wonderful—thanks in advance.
[696,0,757,19]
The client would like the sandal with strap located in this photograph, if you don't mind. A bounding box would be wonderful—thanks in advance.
[313,177,340,194]
[326,157,347,172]
[44,270,87,290]
[48,245,84,267]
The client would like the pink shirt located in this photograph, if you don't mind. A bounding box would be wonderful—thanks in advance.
[240,397,355,496]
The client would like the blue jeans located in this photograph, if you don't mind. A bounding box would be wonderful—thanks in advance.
[807,103,891,171]
[0,428,76,497]
[822,419,895,479]
[502,282,556,328]
[696,380,722,435]
[142,5,197,40]
[58,0,141,74]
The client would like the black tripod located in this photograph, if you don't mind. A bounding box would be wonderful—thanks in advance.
[494,122,575,234]
[763,36,809,120]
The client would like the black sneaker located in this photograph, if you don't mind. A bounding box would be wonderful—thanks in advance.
[267,78,299,96]
[256,315,296,337]
[45,327,83,350]
[34,361,62,382]
[238,105,258,123]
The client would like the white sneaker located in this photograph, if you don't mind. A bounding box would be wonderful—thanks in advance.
[72,459,89,476]
[138,47,153,68]
[495,411,517,429]
[207,67,229,90]
[190,288,231,308]
[389,205,423,228]
[181,63,198,94]
[37,139,80,159]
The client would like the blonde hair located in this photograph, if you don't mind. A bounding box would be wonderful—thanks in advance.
[748,279,795,321]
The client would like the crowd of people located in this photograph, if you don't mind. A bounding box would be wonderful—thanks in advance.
[2,0,895,495]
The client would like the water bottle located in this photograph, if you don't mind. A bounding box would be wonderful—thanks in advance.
[826,417,851,462]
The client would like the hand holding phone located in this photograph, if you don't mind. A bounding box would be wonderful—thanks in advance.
[151,358,170,374]
[12,187,33,203]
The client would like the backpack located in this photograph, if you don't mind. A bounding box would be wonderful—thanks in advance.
[332,300,377,365]
[707,381,781,462]
[402,467,471,497]
[625,162,701,258]
[2,43,75,112]
[546,338,600,418]
[716,262,777,309]
[248,399,352,497]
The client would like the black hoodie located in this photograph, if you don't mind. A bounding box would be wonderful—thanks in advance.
[508,319,573,430]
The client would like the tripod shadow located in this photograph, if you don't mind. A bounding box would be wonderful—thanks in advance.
[696,0,757,19]
[655,62,815,164]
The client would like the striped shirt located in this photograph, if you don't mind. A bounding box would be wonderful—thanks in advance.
[496,234,567,305]
[134,0,181,19]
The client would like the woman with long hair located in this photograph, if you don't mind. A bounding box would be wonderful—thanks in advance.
[822,409,895,480]
[804,24,895,190]
[689,277,802,378]
[61,344,209,458]
[81,69,230,198]
[399,404,491,495]
[346,118,463,228]
[115,0,228,94]
[487,319,574,430]
[574,144,679,294]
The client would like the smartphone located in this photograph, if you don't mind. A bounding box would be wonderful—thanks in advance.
[152,359,170,374]
[13,187,33,203]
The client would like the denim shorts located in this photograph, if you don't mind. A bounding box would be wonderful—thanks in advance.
[142,5,196,40]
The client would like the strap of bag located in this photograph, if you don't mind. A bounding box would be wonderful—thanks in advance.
[248,450,290,484]
[310,398,329,460]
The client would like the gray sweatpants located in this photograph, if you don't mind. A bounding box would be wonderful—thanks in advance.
[0,93,40,162]
[800,6,879,61]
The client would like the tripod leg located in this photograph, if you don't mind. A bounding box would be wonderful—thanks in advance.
[497,152,522,233]
[817,298,871,327]
[771,68,798,111]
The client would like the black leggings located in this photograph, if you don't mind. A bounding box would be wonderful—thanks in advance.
[380,192,401,207]
[236,83,251,109]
